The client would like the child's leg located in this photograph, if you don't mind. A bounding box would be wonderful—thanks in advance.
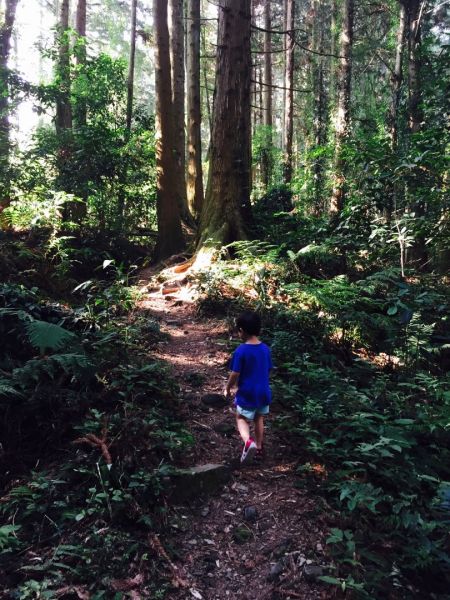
[236,413,251,443]
[254,414,264,449]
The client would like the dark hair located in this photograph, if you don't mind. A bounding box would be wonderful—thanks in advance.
[236,311,261,336]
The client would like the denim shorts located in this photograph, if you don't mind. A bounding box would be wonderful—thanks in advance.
[236,404,270,421]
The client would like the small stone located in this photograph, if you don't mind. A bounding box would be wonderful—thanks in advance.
[168,464,231,501]
[232,483,249,493]
[267,561,284,582]
[258,519,271,532]
[213,420,235,436]
[201,506,210,517]
[243,506,258,522]
[303,564,324,581]
[316,542,323,553]
[273,537,292,558]
[201,393,228,408]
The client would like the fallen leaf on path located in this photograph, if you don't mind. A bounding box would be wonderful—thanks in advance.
[110,574,144,592]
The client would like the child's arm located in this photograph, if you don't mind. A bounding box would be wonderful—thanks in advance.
[225,371,239,399]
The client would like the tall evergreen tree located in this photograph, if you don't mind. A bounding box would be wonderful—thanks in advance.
[56,0,72,133]
[154,0,185,260]
[283,0,294,184]
[330,0,354,216]
[169,0,192,226]
[197,0,253,252]
[126,0,137,131]
[186,0,204,218]
[0,0,19,210]
[261,0,273,189]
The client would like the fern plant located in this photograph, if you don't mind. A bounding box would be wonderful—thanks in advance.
[24,320,76,355]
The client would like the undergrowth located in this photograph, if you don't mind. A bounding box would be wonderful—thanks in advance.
[0,236,191,598]
[193,230,450,599]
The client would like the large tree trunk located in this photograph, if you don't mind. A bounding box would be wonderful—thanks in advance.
[126,0,137,131]
[186,0,204,218]
[72,0,88,220]
[56,0,73,133]
[404,0,427,264]
[0,0,19,211]
[330,0,354,216]
[389,2,406,150]
[261,0,273,190]
[197,0,253,253]
[405,0,422,134]
[386,1,406,223]
[74,0,87,128]
[154,0,185,260]
[312,0,327,213]
[283,0,294,184]
[169,0,193,227]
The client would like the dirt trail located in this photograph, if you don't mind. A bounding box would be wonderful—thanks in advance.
[138,276,331,600]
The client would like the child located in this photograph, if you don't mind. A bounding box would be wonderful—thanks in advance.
[225,311,273,464]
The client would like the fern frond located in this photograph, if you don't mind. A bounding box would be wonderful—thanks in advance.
[0,378,22,398]
[25,320,76,354]
[51,353,93,374]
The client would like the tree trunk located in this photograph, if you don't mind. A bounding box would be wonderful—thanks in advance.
[389,2,406,149]
[404,0,427,264]
[72,0,88,220]
[186,0,204,218]
[197,0,253,252]
[405,0,422,134]
[312,0,327,213]
[169,0,193,226]
[126,0,137,131]
[0,0,19,211]
[386,1,406,223]
[201,19,212,136]
[261,0,272,190]
[154,0,185,260]
[313,8,326,214]
[330,0,354,216]
[56,0,73,133]
[283,0,294,184]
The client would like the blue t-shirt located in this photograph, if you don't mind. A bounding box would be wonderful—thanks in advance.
[230,342,273,409]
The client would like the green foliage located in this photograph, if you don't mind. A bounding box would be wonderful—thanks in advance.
[196,216,450,597]
[6,50,157,237]
[0,265,190,598]
[25,319,77,354]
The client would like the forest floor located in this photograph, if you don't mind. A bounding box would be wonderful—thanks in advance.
[136,270,332,600]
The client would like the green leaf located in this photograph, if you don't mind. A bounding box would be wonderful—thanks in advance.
[387,305,398,315]
[318,576,341,585]
[25,320,77,354]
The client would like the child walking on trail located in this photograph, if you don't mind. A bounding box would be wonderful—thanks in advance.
[225,311,273,464]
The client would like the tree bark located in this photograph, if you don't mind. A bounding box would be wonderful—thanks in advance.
[56,0,73,133]
[405,0,422,134]
[197,0,253,251]
[154,0,185,260]
[169,0,193,226]
[126,0,137,131]
[186,0,204,218]
[261,0,273,190]
[389,2,406,150]
[403,0,427,263]
[283,0,294,184]
[312,0,327,213]
[0,0,19,210]
[330,0,354,216]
